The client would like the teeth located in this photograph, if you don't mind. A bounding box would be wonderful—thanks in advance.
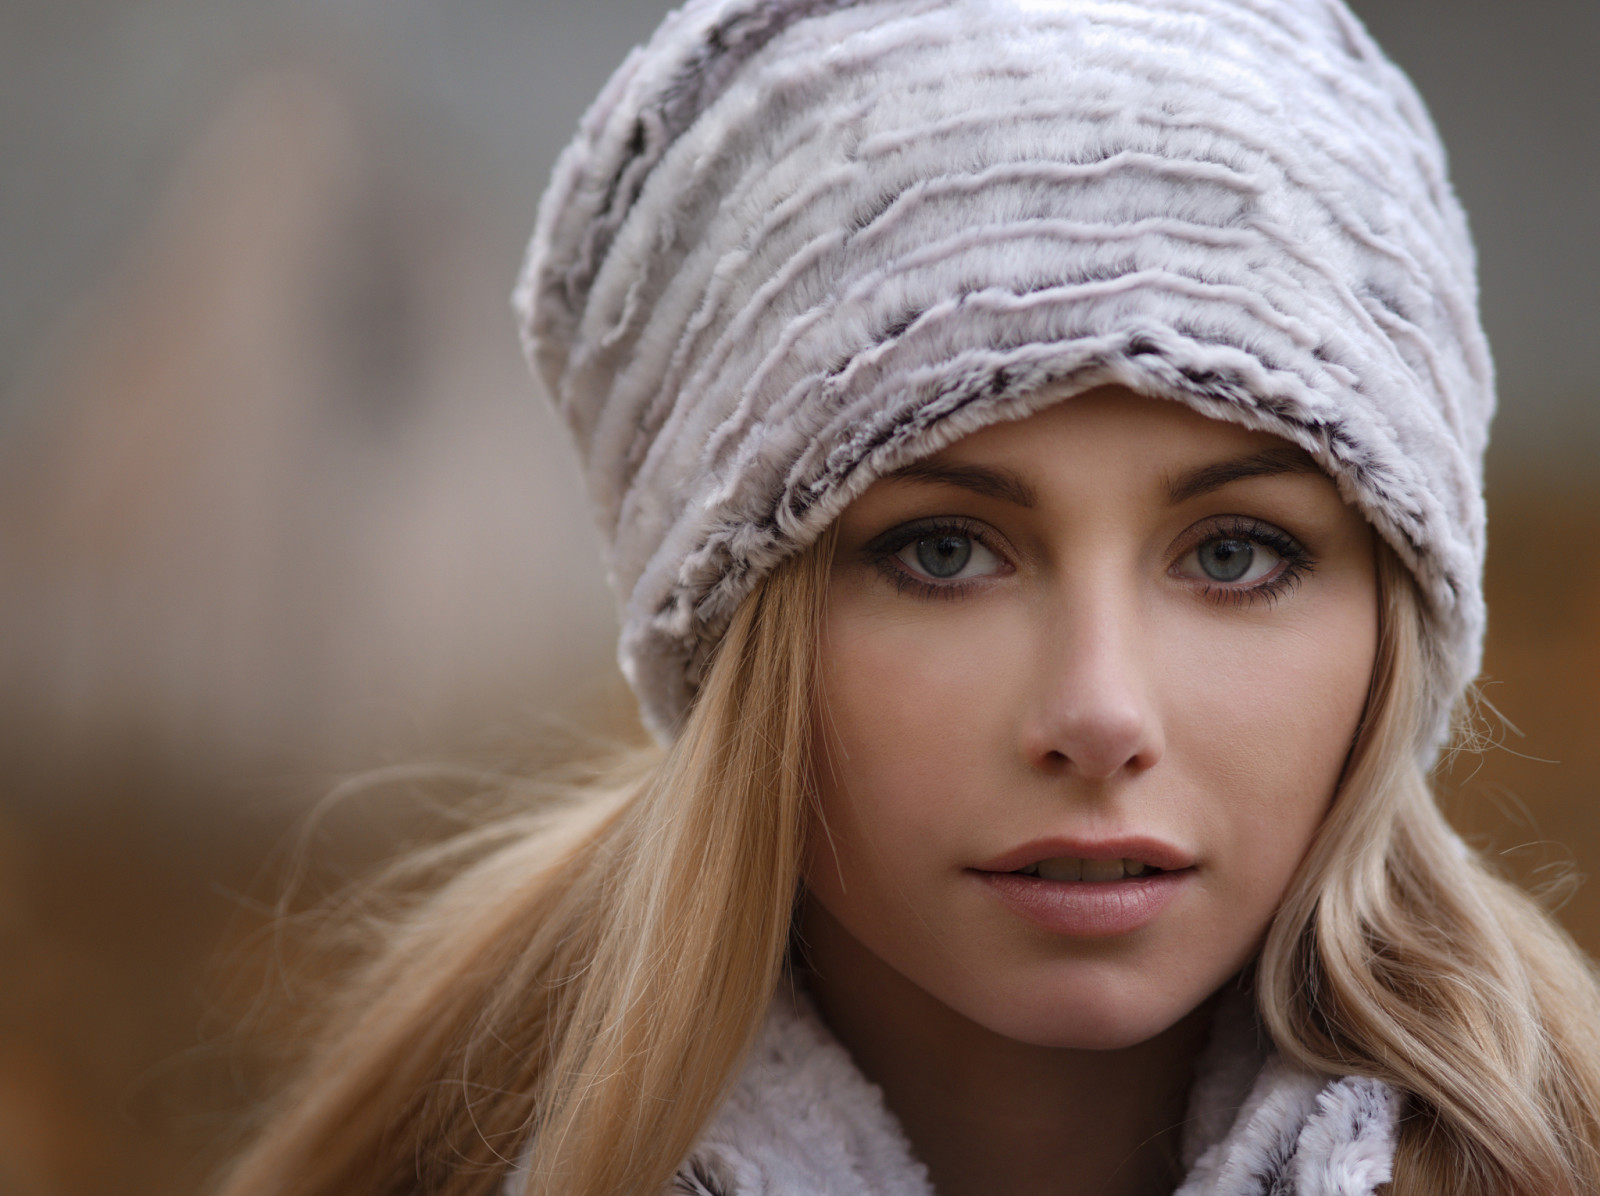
[1025,857,1158,882]
[1080,858,1124,882]
[1036,857,1082,882]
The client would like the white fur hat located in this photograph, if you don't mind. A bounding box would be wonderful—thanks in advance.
[517,0,1493,745]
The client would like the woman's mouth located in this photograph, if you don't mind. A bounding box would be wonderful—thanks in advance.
[971,840,1194,937]
[1011,857,1163,881]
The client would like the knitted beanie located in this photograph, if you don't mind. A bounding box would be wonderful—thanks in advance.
[516,0,1494,746]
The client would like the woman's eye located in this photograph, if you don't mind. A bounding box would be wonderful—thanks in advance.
[895,532,1002,582]
[1179,535,1281,587]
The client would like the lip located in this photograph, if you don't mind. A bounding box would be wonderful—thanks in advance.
[975,835,1195,875]
[973,870,1189,937]
[970,835,1196,938]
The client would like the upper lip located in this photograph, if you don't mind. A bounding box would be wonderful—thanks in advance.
[974,836,1196,875]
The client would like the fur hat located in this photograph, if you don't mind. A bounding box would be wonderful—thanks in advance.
[516,0,1494,745]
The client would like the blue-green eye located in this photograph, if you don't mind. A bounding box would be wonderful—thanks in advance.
[1179,532,1283,587]
[915,534,971,577]
[893,530,1002,582]
[1197,538,1254,582]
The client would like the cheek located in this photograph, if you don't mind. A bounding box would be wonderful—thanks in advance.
[1164,597,1377,900]
[817,603,1018,782]
[807,606,1019,903]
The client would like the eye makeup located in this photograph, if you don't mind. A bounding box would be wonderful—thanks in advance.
[861,515,1012,600]
[1168,515,1316,608]
[859,511,1317,609]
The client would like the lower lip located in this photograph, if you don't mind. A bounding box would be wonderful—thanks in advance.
[972,869,1192,938]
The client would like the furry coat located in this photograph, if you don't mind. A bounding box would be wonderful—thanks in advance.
[663,989,1400,1196]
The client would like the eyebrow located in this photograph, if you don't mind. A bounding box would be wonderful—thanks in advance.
[1165,445,1323,505]
[883,460,1038,508]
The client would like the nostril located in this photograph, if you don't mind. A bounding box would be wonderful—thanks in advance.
[1020,663,1165,778]
[1026,725,1163,780]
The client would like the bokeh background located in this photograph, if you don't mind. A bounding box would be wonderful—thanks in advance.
[0,1,1595,1192]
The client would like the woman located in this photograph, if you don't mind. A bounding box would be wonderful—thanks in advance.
[219,1,1600,1193]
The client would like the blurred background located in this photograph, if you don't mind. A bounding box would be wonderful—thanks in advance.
[0,1,1594,1192]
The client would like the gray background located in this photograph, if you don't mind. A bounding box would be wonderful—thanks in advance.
[3,0,1597,461]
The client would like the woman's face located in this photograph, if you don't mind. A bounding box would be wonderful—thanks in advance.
[805,387,1378,1050]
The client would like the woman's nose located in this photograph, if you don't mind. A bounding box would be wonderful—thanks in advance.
[1018,589,1165,781]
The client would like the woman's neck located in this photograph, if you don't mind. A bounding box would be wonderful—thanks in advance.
[798,903,1216,1196]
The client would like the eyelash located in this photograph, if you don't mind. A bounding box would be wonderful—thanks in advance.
[864,516,1004,602]
[1178,516,1316,608]
[863,515,1316,607]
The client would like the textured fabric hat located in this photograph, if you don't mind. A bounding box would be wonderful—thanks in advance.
[516,0,1494,745]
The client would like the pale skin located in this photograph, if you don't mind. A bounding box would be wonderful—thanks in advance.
[799,386,1379,1196]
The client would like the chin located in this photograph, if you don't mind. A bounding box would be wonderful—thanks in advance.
[982,1004,1190,1052]
[951,970,1214,1052]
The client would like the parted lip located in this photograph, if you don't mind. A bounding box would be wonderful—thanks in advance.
[974,836,1196,875]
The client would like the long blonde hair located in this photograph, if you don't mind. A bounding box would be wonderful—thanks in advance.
[1260,547,1600,1194]
[219,535,1600,1196]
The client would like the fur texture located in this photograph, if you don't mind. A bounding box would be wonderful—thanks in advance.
[654,989,1400,1195]
[498,987,1398,1194]
[517,0,1493,743]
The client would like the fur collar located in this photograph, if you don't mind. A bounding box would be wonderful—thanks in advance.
[668,988,1400,1196]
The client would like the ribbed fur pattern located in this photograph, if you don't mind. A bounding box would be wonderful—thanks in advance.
[517,0,1493,742]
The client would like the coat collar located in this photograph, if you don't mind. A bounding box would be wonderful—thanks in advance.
[670,987,1400,1196]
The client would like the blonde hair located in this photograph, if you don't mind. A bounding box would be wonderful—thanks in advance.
[1260,547,1600,1194]
[219,535,1600,1196]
